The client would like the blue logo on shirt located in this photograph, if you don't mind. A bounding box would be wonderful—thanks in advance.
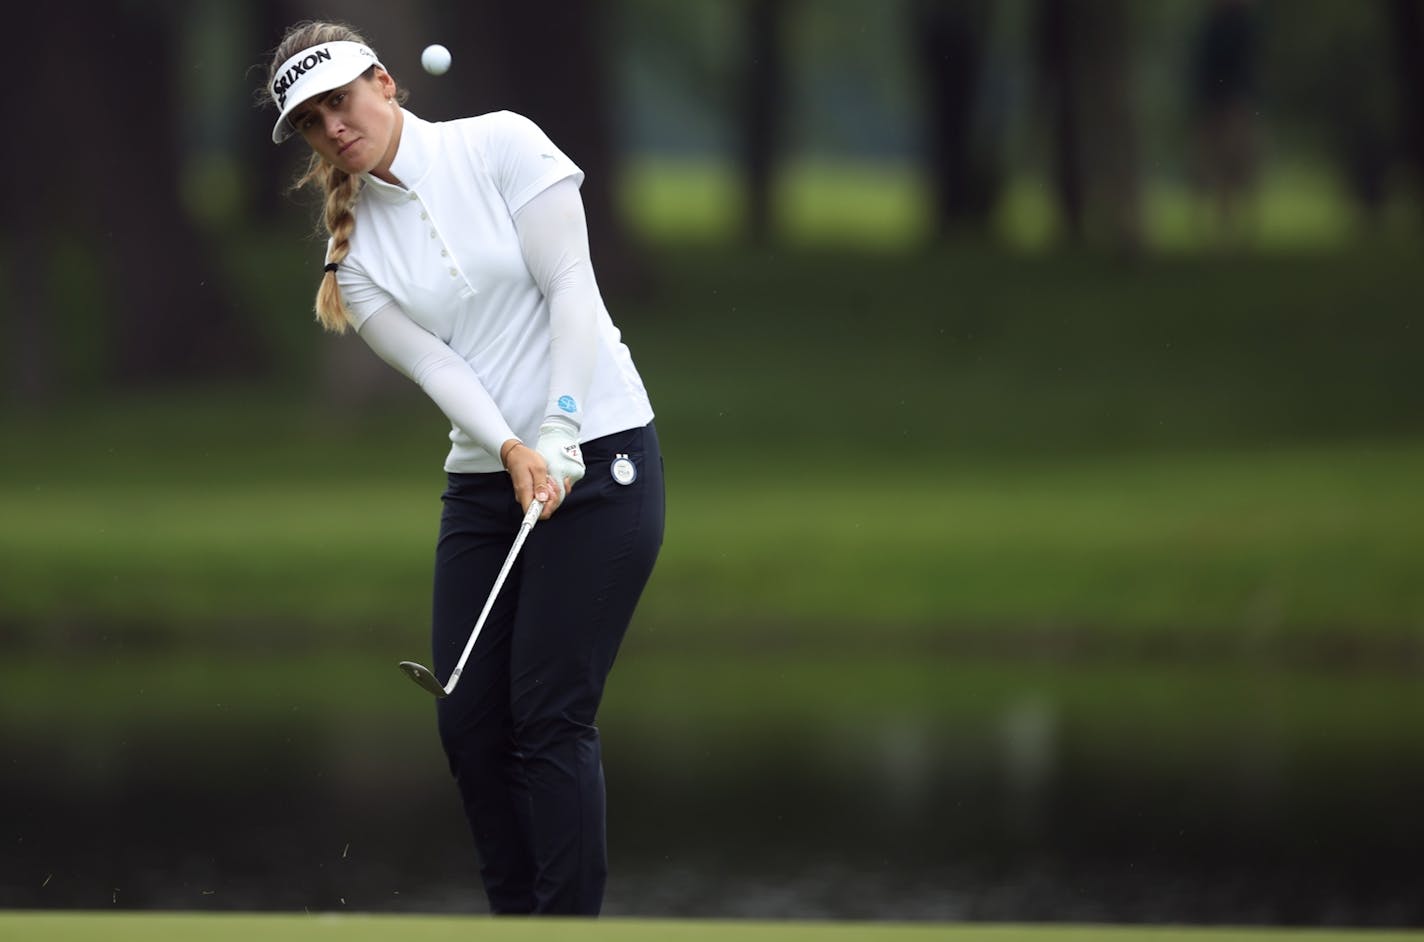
[557,396,578,414]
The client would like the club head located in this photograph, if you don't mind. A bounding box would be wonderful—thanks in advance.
[398,660,448,698]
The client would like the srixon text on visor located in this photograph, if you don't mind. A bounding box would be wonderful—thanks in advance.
[272,47,335,108]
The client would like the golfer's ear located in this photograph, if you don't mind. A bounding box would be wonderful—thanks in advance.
[373,67,397,98]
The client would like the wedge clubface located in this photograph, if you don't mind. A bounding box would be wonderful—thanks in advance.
[398,498,544,698]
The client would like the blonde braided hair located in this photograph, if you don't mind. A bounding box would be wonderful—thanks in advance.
[297,157,361,333]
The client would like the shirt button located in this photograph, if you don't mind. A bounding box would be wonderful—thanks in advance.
[407,194,417,201]
[449,268,458,277]
[440,249,448,257]
[429,231,437,239]
[420,212,427,220]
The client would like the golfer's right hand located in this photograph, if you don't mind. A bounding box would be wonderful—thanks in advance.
[501,439,560,520]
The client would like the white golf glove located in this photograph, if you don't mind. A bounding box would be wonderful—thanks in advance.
[535,418,585,501]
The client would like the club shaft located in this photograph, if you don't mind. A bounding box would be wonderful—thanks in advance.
[445,499,543,695]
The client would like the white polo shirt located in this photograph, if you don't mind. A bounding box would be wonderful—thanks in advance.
[333,109,653,472]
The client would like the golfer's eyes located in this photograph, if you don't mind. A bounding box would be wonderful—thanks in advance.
[291,92,349,132]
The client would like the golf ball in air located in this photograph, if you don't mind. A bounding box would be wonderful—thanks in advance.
[421,44,451,76]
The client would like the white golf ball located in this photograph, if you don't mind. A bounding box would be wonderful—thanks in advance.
[421,44,451,76]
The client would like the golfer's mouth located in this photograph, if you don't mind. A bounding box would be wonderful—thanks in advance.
[338,138,360,156]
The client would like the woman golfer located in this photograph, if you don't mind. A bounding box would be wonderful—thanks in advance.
[262,20,664,915]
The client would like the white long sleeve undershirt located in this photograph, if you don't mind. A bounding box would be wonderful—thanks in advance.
[353,177,601,456]
[513,177,599,432]
[355,302,518,455]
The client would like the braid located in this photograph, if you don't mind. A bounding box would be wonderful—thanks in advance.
[295,155,361,333]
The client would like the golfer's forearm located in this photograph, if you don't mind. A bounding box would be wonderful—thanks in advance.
[356,304,516,454]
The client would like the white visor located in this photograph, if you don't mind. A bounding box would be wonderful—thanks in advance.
[269,40,383,143]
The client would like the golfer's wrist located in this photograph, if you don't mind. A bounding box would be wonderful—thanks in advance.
[540,414,580,437]
[499,438,522,469]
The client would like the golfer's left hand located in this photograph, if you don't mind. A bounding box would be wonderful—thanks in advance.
[535,420,586,509]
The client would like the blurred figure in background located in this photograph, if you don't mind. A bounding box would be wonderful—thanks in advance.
[1188,0,1264,246]
[260,19,664,917]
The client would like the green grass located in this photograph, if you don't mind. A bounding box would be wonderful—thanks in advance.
[654,443,1424,638]
[618,156,1417,252]
[2,913,1421,942]
[632,244,1423,454]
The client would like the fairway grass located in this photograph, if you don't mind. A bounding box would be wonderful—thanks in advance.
[2,913,1422,942]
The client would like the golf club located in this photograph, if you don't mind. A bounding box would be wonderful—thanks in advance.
[398,498,544,698]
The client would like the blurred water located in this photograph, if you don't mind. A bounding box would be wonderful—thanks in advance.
[3,678,1421,926]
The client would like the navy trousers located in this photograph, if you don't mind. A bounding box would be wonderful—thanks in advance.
[430,423,664,915]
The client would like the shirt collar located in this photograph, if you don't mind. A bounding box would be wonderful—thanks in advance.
[361,108,434,201]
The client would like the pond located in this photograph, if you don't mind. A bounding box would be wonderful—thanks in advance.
[2,649,1421,925]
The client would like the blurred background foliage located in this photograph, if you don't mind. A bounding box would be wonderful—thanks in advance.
[4,0,1423,402]
[2,0,1423,924]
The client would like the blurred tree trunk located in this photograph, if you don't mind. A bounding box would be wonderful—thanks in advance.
[3,228,51,405]
[1035,0,1086,241]
[4,3,53,405]
[1390,0,1424,224]
[910,0,1001,239]
[248,0,300,223]
[741,0,791,244]
[7,0,265,400]
[45,2,266,388]
[1083,0,1142,252]
[1034,0,1142,252]
[446,1,641,299]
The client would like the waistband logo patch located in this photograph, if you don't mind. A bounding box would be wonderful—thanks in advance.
[610,454,637,486]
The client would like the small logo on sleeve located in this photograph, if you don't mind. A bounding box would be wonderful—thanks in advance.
[557,395,578,414]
